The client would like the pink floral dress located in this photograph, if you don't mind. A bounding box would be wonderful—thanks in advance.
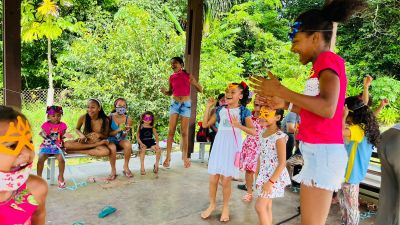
[240,116,262,172]
[0,183,39,225]
[256,130,291,198]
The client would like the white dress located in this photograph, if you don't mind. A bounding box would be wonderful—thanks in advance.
[256,131,291,198]
[208,107,243,177]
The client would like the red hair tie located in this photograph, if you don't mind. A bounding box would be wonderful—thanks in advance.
[240,81,247,89]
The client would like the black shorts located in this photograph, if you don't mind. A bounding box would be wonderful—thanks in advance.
[142,139,156,149]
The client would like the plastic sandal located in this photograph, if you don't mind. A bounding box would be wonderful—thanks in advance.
[106,174,118,181]
[98,206,117,218]
[153,164,159,174]
[58,180,66,189]
[123,170,134,178]
[242,193,253,202]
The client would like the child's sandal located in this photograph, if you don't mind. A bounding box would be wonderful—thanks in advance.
[242,193,253,202]
[58,180,66,189]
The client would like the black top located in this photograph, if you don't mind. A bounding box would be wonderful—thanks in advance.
[139,127,153,141]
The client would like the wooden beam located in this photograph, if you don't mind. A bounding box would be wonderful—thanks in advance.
[2,0,22,108]
[185,0,203,158]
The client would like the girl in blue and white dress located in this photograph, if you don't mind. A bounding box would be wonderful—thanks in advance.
[200,82,256,222]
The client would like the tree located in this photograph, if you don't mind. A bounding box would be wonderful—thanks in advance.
[21,0,84,105]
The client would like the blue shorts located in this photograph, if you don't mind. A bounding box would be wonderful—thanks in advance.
[293,142,348,191]
[170,100,191,118]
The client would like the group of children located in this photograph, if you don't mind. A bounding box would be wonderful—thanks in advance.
[1,0,398,224]
[35,99,162,188]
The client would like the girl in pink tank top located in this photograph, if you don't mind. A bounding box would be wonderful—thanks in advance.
[0,106,48,225]
[160,57,203,168]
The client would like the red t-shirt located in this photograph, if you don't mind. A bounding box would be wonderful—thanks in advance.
[297,51,347,144]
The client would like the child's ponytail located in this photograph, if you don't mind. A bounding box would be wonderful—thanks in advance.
[322,0,367,23]
[345,96,380,147]
[295,0,367,43]
[238,81,250,107]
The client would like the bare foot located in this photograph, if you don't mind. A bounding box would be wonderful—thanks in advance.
[163,158,171,168]
[184,158,191,168]
[220,207,230,222]
[200,204,216,219]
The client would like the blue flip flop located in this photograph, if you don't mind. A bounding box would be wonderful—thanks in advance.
[98,206,117,218]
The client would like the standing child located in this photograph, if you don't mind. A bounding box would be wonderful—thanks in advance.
[0,106,48,225]
[250,0,366,224]
[160,56,203,168]
[136,111,161,175]
[338,96,380,225]
[36,106,68,188]
[255,107,291,225]
[200,82,256,222]
[238,96,262,202]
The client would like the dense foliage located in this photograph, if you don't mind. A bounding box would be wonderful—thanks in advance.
[0,0,399,128]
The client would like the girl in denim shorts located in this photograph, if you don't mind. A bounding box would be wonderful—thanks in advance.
[250,0,367,224]
[160,57,203,168]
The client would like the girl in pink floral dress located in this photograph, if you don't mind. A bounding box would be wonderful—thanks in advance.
[255,107,291,225]
[240,98,262,202]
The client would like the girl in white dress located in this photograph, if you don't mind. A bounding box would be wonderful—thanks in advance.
[255,107,291,225]
[201,82,256,222]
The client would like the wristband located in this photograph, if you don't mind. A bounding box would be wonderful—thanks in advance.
[268,179,275,184]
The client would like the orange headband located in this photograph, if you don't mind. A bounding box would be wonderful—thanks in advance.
[0,116,34,156]
[228,83,239,90]
[259,107,276,120]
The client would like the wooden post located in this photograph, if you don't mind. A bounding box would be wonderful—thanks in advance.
[185,0,203,158]
[2,0,22,108]
[325,0,337,50]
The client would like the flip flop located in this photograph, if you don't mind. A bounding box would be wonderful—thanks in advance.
[123,170,134,178]
[58,180,66,189]
[98,206,117,218]
[153,164,159,174]
[106,174,118,181]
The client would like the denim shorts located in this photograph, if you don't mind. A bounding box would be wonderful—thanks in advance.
[170,100,191,118]
[293,142,348,191]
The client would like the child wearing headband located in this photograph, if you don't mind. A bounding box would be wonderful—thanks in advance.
[37,105,68,188]
[201,82,256,222]
[136,111,161,175]
[255,107,291,225]
[338,96,380,225]
[0,106,48,225]
[250,0,367,223]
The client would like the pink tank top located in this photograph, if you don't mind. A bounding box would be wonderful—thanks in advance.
[169,70,190,96]
[0,183,38,225]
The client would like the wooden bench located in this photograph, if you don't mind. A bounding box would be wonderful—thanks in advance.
[359,151,381,204]
[46,145,165,185]
[197,142,211,163]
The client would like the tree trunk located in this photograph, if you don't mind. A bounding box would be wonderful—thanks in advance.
[47,38,54,106]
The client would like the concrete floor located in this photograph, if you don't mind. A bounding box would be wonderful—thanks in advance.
[42,152,376,225]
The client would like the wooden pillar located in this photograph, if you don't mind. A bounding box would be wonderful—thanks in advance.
[185,0,203,158]
[2,0,22,108]
[325,0,337,50]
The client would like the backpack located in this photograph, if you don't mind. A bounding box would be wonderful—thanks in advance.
[215,105,250,126]
[196,121,209,142]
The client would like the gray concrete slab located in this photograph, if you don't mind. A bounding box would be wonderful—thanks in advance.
[41,152,375,225]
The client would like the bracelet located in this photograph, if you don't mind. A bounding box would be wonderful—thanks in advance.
[288,102,293,112]
[268,179,275,184]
